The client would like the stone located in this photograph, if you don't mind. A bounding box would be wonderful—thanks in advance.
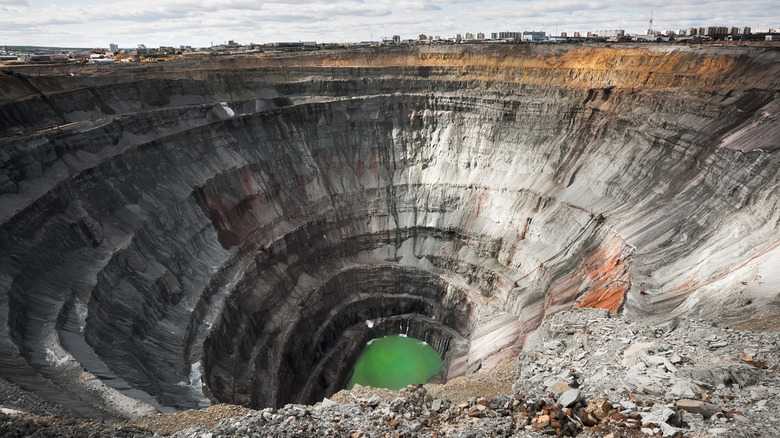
[611,413,628,421]
[320,398,338,408]
[579,409,598,427]
[548,381,570,395]
[467,409,486,419]
[676,399,716,419]
[586,400,612,420]
[431,399,442,412]
[558,389,582,408]
[642,407,676,425]
[623,342,657,368]
[671,380,697,398]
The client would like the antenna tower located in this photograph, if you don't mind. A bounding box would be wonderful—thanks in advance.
[648,10,654,35]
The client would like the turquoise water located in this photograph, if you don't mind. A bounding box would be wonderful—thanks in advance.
[346,334,443,390]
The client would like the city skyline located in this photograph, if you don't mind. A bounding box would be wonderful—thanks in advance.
[1,0,777,48]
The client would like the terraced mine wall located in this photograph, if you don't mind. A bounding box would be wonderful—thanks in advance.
[1,44,779,420]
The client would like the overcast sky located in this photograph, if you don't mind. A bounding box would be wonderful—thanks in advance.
[1,0,777,48]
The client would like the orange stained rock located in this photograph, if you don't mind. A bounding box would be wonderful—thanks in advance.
[575,238,630,315]
[577,279,629,315]
[548,235,631,315]
[238,45,773,93]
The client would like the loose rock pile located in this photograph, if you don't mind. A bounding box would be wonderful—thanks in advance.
[170,309,779,437]
[0,411,153,438]
[171,386,522,438]
[2,309,778,437]
[513,308,780,437]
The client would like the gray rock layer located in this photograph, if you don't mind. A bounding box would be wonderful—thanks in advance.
[1,44,779,419]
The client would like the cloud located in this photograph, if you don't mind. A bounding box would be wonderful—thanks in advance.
[0,0,777,47]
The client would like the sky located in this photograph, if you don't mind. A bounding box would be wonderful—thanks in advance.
[0,0,777,49]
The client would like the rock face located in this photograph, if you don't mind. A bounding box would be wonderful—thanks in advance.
[1,44,779,419]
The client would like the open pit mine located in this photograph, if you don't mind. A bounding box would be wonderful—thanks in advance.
[1,44,779,437]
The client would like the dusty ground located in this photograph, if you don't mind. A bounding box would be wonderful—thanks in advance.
[330,356,516,406]
[127,404,251,436]
[425,357,517,404]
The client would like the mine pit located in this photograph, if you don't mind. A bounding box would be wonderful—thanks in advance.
[1,44,779,437]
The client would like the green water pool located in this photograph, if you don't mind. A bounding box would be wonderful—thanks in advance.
[346,334,443,390]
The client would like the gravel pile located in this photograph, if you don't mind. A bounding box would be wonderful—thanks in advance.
[0,412,153,438]
[514,308,780,437]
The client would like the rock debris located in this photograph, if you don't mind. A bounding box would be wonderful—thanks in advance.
[4,309,777,437]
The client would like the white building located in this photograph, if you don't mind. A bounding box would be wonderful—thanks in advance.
[595,29,625,37]
[522,31,546,42]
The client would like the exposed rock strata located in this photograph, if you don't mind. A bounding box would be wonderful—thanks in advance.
[1,44,779,419]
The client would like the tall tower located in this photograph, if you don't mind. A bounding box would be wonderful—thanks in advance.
[647,10,654,35]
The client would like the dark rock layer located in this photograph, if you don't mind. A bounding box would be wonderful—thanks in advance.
[1,44,779,419]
